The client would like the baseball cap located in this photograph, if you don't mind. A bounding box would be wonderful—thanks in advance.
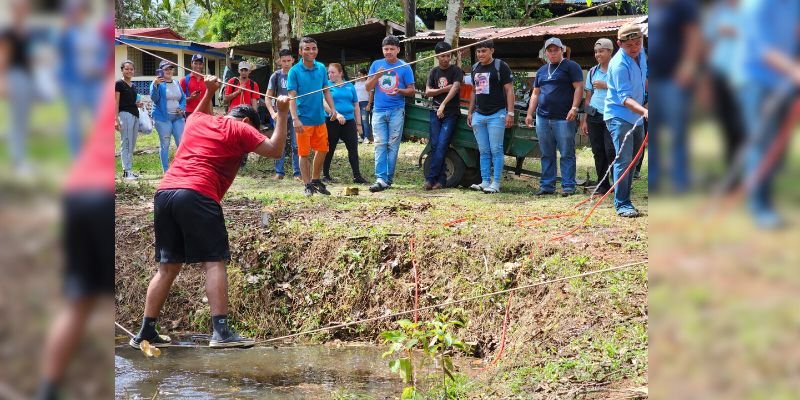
[158,60,174,69]
[191,54,205,62]
[594,38,614,50]
[544,37,566,50]
[618,24,644,41]
[238,61,252,71]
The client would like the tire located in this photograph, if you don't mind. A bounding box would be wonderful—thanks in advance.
[460,168,482,188]
[423,149,466,188]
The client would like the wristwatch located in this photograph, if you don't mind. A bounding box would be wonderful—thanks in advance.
[506,111,514,116]
[571,107,579,111]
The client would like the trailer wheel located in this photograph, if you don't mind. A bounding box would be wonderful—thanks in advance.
[423,149,465,187]
[460,168,482,188]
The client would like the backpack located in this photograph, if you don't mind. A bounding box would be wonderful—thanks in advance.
[472,58,504,84]
[223,77,256,108]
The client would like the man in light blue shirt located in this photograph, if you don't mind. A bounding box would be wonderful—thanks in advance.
[732,0,799,229]
[604,24,648,217]
[364,35,416,192]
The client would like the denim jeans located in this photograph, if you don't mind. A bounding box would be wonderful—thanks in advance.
[275,116,300,177]
[737,84,793,220]
[535,115,577,192]
[155,114,185,172]
[427,111,459,185]
[472,109,506,186]
[586,113,616,193]
[372,107,405,184]
[606,117,644,212]
[358,101,372,141]
[648,79,689,192]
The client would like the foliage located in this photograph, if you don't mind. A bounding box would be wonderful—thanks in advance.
[381,312,470,399]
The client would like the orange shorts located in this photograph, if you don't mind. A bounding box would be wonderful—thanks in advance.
[295,123,329,157]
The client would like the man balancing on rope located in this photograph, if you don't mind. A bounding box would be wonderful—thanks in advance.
[130,75,290,349]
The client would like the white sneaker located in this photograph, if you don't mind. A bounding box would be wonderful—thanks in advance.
[482,183,500,194]
[470,181,490,191]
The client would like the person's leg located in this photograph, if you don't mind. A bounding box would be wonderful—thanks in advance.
[555,119,577,193]
[471,112,492,187]
[172,114,185,147]
[587,116,611,193]
[386,107,405,185]
[119,112,135,172]
[288,118,301,178]
[435,114,459,186]
[204,261,228,316]
[646,80,664,191]
[155,119,173,173]
[607,118,637,214]
[663,82,690,192]
[359,101,370,141]
[39,297,97,385]
[297,126,312,184]
[323,120,340,179]
[535,115,557,193]
[274,129,288,177]
[8,69,33,169]
[341,119,362,178]
[143,263,183,318]
[486,110,507,191]
[426,111,443,185]
[372,110,390,185]
[310,125,329,181]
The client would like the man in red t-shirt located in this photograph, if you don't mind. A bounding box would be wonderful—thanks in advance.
[180,54,208,118]
[130,75,290,349]
[223,60,260,112]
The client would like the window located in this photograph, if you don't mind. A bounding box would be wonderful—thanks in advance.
[139,50,178,76]
[208,59,216,77]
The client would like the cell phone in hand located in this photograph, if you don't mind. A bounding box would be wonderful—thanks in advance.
[156,69,164,78]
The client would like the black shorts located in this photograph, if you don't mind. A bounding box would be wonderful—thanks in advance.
[154,189,230,263]
[63,191,115,299]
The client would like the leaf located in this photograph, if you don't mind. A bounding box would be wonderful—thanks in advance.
[404,338,419,350]
[139,340,161,358]
[397,319,414,330]
[587,0,593,6]
[141,0,152,15]
[399,358,413,383]
[389,359,400,373]
[381,330,404,343]
[401,386,417,400]
[444,333,453,347]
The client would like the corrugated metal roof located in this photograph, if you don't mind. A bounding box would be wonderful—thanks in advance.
[406,16,647,42]
[114,27,185,41]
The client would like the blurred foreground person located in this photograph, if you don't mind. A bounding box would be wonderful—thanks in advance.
[0,0,34,173]
[35,79,115,400]
[734,0,799,229]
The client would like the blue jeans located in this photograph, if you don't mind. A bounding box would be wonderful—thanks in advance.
[427,111,458,185]
[275,116,300,177]
[64,78,102,159]
[358,101,372,141]
[155,114,185,172]
[648,79,689,192]
[606,117,644,212]
[6,68,32,168]
[472,109,506,185]
[535,115,577,192]
[738,84,793,220]
[372,107,405,184]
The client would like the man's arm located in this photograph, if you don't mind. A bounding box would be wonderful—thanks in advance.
[264,88,277,118]
[567,82,583,121]
[525,87,540,127]
[365,65,383,91]
[504,82,515,128]
[323,87,337,117]
[223,80,241,102]
[623,97,648,120]
[197,75,217,115]
[438,81,460,108]
[253,96,290,158]
[467,89,476,127]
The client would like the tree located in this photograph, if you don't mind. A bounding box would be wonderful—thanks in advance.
[443,0,464,64]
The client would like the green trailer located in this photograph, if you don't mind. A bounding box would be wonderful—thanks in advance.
[402,99,547,188]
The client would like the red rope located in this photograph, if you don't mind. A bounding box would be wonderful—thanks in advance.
[481,292,514,371]
[409,237,419,323]
[444,217,469,227]
[550,131,649,242]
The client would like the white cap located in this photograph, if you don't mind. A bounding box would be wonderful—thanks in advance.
[238,61,253,71]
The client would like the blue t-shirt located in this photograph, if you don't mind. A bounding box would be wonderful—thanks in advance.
[327,81,358,121]
[733,0,799,87]
[704,2,739,78]
[369,59,415,112]
[534,59,583,120]
[584,64,610,113]
[648,0,699,79]
[287,60,328,126]
[604,50,647,126]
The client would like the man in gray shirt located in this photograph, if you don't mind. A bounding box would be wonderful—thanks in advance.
[265,49,301,180]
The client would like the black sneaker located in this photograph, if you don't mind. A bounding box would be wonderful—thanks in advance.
[312,180,331,195]
[535,189,555,196]
[561,190,575,197]
[369,180,389,193]
[322,175,334,184]
[209,330,255,348]
[304,184,315,197]
[122,171,140,181]
[129,333,173,349]
[353,175,368,184]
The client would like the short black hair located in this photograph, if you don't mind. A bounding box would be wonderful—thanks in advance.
[228,105,261,130]
[358,67,368,75]
[475,40,494,50]
[382,35,401,47]
[120,60,134,70]
[300,37,317,46]
[278,48,293,58]
[434,41,452,55]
